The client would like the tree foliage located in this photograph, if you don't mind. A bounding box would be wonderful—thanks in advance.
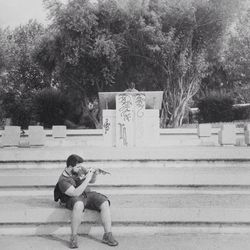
[34,88,71,128]
[35,0,122,128]
[36,0,246,127]
[1,0,247,128]
[198,94,234,123]
[221,6,250,99]
[114,0,227,127]
[0,20,50,127]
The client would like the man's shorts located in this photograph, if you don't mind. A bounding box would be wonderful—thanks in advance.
[65,191,110,212]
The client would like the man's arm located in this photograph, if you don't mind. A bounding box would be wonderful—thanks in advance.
[65,169,94,197]
[78,167,110,184]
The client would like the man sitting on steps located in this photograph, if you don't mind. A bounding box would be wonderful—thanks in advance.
[54,154,118,248]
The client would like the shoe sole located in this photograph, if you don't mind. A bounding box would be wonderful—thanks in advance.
[102,239,119,247]
[69,245,78,249]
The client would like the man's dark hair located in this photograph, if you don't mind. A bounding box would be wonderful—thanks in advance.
[66,154,84,167]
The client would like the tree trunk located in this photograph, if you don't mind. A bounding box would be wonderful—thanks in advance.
[81,95,102,129]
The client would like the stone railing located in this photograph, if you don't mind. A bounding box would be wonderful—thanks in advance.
[0,124,249,147]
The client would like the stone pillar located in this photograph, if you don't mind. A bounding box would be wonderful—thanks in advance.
[244,124,250,146]
[198,123,213,145]
[218,124,236,146]
[103,110,116,147]
[198,123,211,137]
[1,126,20,147]
[28,126,45,146]
[52,126,67,138]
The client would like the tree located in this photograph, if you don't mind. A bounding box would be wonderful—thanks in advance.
[196,0,250,102]
[221,6,250,103]
[116,0,229,127]
[1,0,242,128]
[36,0,123,128]
[0,20,49,128]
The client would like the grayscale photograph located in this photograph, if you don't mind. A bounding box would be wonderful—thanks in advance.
[1,0,250,249]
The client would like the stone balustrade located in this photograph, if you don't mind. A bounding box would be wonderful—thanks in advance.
[0,123,249,147]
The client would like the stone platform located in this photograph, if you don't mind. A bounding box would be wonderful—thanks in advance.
[3,233,250,250]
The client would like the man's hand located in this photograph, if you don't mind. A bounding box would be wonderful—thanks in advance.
[78,167,110,181]
[85,168,95,182]
[65,168,96,197]
[95,168,110,175]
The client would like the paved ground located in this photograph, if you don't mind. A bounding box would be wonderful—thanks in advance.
[2,233,250,250]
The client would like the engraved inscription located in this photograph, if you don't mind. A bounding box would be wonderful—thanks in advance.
[118,122,127,146]
[135,93,145,118]
[118,94,133,122]
[103,118,111,134]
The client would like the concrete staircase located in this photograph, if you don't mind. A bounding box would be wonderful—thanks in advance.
[1,146,250,236]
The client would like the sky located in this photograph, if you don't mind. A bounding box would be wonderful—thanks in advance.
[0,0,67,28]
[1,0,249,29]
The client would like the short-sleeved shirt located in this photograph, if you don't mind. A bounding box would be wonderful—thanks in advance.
[57,171,109,211]
[58,172,91,200]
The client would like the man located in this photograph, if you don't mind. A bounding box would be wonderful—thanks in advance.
[54,154,118,248]
[124,81,139,92]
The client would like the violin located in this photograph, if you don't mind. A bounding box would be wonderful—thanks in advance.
[77,167,110,182]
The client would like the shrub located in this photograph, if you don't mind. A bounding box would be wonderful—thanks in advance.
[11,100,34,129]
[34,88,71,128]
[197,95,234,123]
[233,105,250,121]
[1,91,34,129]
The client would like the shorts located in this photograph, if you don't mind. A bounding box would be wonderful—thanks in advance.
[65,191,110,212]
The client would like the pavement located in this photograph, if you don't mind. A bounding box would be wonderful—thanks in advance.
[2,233,250,250]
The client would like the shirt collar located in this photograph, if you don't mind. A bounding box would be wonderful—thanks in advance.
[63,167,72,177]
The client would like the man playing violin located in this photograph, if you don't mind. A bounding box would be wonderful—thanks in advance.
[54,154,118,248]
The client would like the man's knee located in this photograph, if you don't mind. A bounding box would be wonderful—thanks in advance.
[73,201,84,212]
[100,200,110,210]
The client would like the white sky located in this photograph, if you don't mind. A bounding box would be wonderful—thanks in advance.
[1,0,249,29]
[0,0,67,28]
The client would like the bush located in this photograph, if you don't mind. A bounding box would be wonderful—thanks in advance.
[233,105,250,121]
[11,100,34,129]
[34,88,71,128]
[197,95,234,123]
[1,91,34,129]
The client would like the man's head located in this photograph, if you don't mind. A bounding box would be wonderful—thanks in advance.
[127,81,135,89]
[130,82,135,89]
[66,154,84,175]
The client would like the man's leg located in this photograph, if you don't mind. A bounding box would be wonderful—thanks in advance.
[100,200,112,233]
[70,201,84,248]
[100,201,118,246]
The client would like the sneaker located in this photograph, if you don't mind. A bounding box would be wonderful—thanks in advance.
[102,232,119,246]
[69,234,78,249]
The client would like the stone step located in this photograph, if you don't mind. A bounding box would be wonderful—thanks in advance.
[2,193,250,224]
[1,145,250,162]
[1,145,250,236]
[2,192,250,235]
[1,159,250,169]
[3,192,250,210]
[3,186,250,196]
[1,164,250,187]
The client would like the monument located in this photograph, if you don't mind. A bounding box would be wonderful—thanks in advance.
[99,91,163,147]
